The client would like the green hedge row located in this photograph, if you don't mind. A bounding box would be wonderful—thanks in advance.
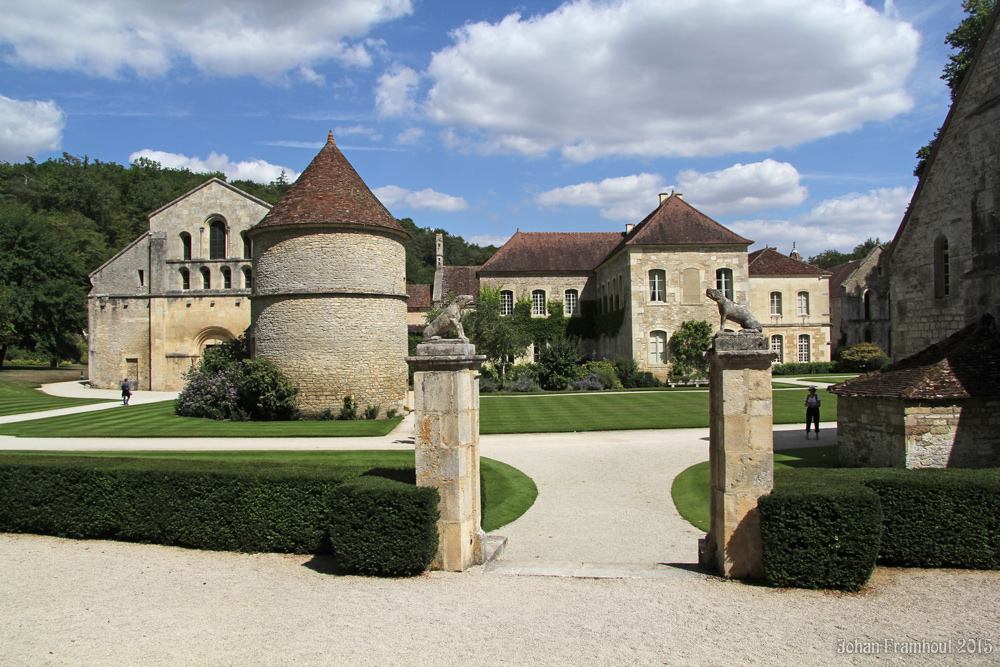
[0,456,439,577]
[771,361,837,375]
[760,467,1000,591]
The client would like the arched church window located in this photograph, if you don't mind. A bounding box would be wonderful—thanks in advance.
[180,233,192,260]
[201,266,211,290]
[934,235,950,298]
[209,220,227,260]
[180,268,190,290]
[221,266,232,290]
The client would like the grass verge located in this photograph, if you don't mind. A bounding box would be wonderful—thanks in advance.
[0,376,114,417]
[481,389,836,434]
[0,401,402,438]
[0,450,537,533]
[671,446,839,530]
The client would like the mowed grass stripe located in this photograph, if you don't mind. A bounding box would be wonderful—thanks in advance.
[480,389,836,434]
[0,381,115,417]
[0,401,402,438]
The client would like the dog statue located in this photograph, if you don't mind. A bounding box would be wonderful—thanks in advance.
[705,288,762,332]
[423,294,475,341]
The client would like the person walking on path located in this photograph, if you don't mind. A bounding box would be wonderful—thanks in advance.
[120,378,132,406]
[804,386,820,439]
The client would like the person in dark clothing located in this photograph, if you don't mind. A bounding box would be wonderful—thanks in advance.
[804,386,820,439]
[121,378,132,406]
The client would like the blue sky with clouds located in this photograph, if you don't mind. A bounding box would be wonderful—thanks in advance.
[0,0,966,258]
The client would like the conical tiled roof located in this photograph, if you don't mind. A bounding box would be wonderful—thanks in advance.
[616,194,752,251]
[253,132,406,236]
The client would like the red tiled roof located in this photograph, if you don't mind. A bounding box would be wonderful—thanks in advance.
[441,265,480,298]
[253,133,406,236]
[406,283,431,311]
[619,195,752,249]
[748,247,830,276]
[827,260,861,292]
[829,314,1000,399]
[478,231,624,273]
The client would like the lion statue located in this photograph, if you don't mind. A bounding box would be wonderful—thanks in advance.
[423,294,475,341]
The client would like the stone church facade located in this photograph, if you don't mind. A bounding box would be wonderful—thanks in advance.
[87,178,270,391]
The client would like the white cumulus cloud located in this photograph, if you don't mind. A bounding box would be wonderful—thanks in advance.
[423,0,918,161]
[0,94,64,161]
[677,160,809,216]
[376,64,421,117]
[730,186,914,258]
[396,127,425,144]
[129,150,299,184]
[535,173,667,221]
[373,185,469,211]
[0,0,413,78]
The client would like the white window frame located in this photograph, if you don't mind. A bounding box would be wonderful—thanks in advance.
[531,289,546,317]
[649,331,667,365]
[798,334,811,363]
[649,270,666,302]
[715,268,734,301]
[500,290,514,316]
[770,335,783,364]
[797,291,809,316]
[564,289,578,316]
[770,291,782,316]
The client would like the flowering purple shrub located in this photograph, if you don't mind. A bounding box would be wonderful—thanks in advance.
[573,372,605,391]
[175,357,299,421]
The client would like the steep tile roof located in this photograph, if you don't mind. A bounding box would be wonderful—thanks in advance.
[478,231,624,273]
[406,284,431,311]
[829,314,1000,399]
[619,195,752,249]
[254,132,406,236]
[827,260,861,292]
[748,247,830,276]
[440,265,481,298]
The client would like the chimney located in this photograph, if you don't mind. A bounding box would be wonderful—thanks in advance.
[659,192,670,204]
[625,223,635,234]
[789,242,802,262]
[675,192,683,200]
[435,233,444,269]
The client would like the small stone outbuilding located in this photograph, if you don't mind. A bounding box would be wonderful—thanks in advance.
[830,314,1000,469]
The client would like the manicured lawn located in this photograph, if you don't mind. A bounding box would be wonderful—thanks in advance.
[671,446,839,530]
[480,388,836,434]
[0,375,114,417]
[788,374,859,382]
[0,400,403,438]
[0,449,537,532]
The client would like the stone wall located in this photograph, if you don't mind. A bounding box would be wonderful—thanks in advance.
[478,273,595,309]
[250,226,408,416]
[88,180,269,390]
[838,395,1000,469]
[837,395,907,467]
[251,294,408,414]
[889,17,1000,359]
[748,274,831,362]
[619,246,748,377]
[840,248,890,355]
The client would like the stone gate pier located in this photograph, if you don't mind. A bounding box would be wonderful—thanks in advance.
[408,339,487,571]
[702,332,777,579]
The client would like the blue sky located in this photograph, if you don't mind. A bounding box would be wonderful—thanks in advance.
[0,0,966,258]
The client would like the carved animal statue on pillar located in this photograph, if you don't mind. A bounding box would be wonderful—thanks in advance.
[423,294,475,341]
[706,288,762,332]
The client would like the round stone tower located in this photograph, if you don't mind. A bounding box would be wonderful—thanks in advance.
[247,133,410,415]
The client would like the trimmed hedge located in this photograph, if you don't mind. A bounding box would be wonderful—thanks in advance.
[0,456,441,576]
[868,470,1000,570]
[328,476,439,577]
[771,361,837,375]
[760,482,883,592]
[762,467,1000,590]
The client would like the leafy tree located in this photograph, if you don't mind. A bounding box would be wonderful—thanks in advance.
[0,205,89,368]
[669,320,713,378]
[807,238,882,269]
[915,0,997,177]
[835,342,887,372]
[397,217,498,286]
[462,286,530,385]
[535,335,583,390]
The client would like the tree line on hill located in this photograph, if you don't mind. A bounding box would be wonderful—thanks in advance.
[0,154,496,368]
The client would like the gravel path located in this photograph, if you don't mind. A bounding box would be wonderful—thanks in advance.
[1,383,997,665]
